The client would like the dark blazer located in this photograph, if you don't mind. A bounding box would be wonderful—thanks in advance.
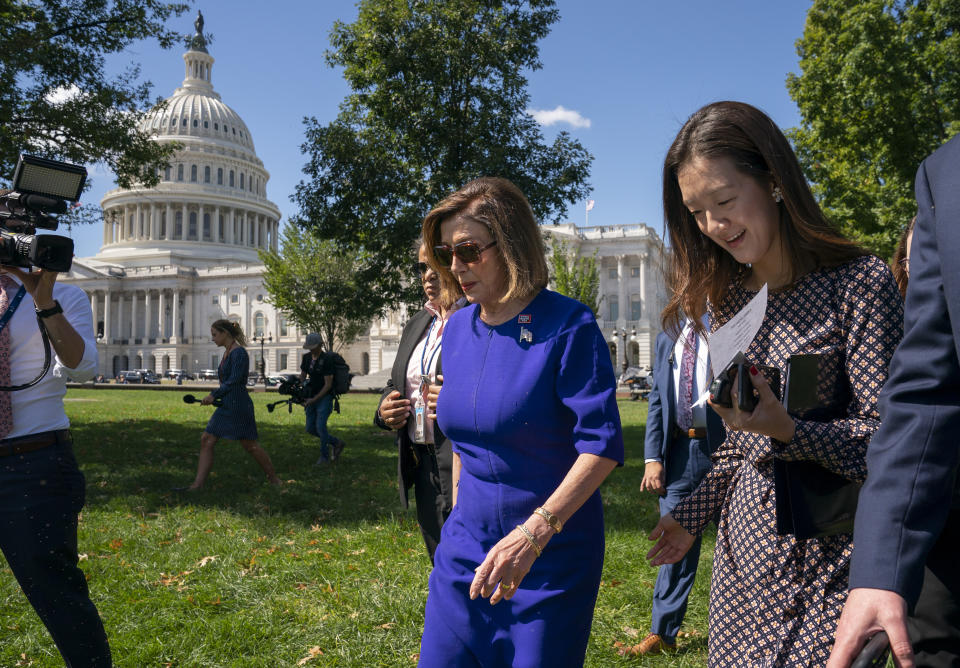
[644,329,725,466]
[849,134,960,606]
[374,308,453,511]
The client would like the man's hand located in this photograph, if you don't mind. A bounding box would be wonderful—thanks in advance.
[1,266,57,308]
[827,588,913,668]
[200,393,216,406]
[640,460,666,496]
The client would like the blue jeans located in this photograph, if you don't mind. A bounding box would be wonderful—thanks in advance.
[305,395,335,459]
[0,438,111,666]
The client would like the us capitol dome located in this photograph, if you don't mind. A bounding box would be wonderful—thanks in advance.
[61,13,304,379]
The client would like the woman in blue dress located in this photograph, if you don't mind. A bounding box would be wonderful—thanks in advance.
[179,319,281,491]
[418,177,624,667]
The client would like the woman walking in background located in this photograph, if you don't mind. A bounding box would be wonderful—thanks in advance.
[176,319,281,491]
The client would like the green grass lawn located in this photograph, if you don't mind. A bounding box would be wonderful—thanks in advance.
[0,390,714,667]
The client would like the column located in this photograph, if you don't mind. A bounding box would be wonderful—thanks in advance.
[228,209,235,244]
[102,215,109,247]
[171,290,179,343]
[639,251,647,322]
[617,255,627,369]
[180,203,188,240]
[136,203,142,239]
[90,291,99,338]
[158,290,166,341]
[185,292,193,344]
[150,204,159,240]
[254,215,260,248]
[243,286,251,334]
[199,204,205,241]
[130,291,139,341]
[103,290,111,344]
[213,206,220,243]
[117,291,126,341]
[165,203,172,240]
[145,290,153,342]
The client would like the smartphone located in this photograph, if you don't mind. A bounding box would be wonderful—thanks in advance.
[737,363,781,412]
[850,632,890,668]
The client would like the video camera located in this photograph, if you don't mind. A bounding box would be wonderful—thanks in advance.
[266,376,309,413]
[1,154,86,272]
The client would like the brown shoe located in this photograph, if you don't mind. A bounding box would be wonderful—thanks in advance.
[636,633,676,655]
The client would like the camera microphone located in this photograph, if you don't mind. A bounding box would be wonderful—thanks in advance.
[17,193,68,214]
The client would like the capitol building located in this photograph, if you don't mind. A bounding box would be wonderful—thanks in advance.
[62,20,667,379]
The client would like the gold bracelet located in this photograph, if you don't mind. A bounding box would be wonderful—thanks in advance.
[515,524,542,557]
[533,506,563,534]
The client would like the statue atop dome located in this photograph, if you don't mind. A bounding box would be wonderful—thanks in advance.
[187,10,209,53]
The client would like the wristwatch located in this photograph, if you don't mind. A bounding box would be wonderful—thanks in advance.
[35,300,63,318]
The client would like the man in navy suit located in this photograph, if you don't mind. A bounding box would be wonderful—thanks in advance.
[829,135,960,667]
[637,321,724,654]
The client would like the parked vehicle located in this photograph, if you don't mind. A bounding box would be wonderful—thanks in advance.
[164,369,195,380]
[119,370,160,384]
[198,369,219,381]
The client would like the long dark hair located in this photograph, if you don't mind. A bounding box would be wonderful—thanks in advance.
[661,101,868,336]
[211,319,247,347]
[891,217,915,298]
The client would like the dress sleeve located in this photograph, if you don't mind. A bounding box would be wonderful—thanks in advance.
[212,348,249,399]
[671,437,740,536]
[555,317,625,465]
[773,257,903,482]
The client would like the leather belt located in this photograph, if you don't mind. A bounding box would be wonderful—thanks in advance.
[671,424,707,440]
[0,429,72,457]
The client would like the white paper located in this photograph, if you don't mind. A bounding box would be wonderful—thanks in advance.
[707,284,768,380]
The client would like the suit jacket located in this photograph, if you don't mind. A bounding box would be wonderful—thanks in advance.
[373,308,453,510]
[849,134,960,606]
[644,329,725,468]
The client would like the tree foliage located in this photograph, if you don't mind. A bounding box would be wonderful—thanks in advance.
[545,234,600,315]
[787,0,960,256]
[259,224,383,352]
[294,0,593,310]
[0,0,189,192]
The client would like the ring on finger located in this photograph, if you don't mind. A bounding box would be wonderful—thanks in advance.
[500,582,514,591]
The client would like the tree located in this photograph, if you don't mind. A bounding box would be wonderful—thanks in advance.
[0,0,189,191]
[545,234,600,315]
[787,0,960,256]
[259,224,384,353]
[294,0,593,311]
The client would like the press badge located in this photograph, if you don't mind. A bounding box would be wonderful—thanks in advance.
[414,374,429,442]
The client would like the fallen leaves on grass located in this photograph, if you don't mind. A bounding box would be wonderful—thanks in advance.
[622,626,639,638]
[108,538,123,551]
[197,555,218,568]
[296,646,323,665]
[376,622,395,630]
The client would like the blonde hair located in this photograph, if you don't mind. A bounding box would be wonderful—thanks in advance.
[421,177,548,306]
[211,319,247,347]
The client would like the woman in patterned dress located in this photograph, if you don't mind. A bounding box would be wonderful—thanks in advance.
[179,319,281,491]
[646,101,903,666]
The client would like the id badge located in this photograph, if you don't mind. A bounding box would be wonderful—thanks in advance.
[414,393,426,442]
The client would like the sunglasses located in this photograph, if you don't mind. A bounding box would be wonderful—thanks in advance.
[416,262,430,275]
[433,240,497,267]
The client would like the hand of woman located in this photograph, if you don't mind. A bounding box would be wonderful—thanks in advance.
[426,374,443,420]
[378,390,411,429]
[646,513,695,566]
[200,393,215,406]
[470,520,551,605]
[709,365,796,443]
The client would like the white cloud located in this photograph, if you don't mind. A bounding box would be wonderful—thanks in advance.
[527,105,592,129]
[45,84,82,106]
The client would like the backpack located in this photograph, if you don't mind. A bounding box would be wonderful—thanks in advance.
[326,351,352,396]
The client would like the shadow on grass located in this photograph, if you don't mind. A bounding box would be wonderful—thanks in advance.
[70,415,411,530]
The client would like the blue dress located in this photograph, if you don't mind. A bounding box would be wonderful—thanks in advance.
[205,347,258,440]
[419,289,624,667]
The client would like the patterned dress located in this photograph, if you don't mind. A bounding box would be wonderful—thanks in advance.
[671,255,902,667]
[205,346,258,440]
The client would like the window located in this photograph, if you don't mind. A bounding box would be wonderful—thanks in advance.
[203,120,208,128]
[254,312,265,338]
[170,117,176,127]
[229,170,235,187]
[257,294,263,302]
[212,296,219,305]
[204,166,211,183]
[190,164,197,182]
[630,296,642,320]
[177,164,184,181]
[608,295,619,322]
[164,166,171,180]
[211,355,219,368]
[240,173,245,190]
[218,215,225,240]
[279,353,288,370]
[630,267,640,278]
[279,315,288,337]
[230,294,239,305]
[217,167,223,185]
[608,268,617,279]
[192,119,198,127]
[203,213,211,240]
[214,122,219,130]
[175,211,183,237]
[188,212,197,239]
[182,118,187,126]
[160,212,166,237]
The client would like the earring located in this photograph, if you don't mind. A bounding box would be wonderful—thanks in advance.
[772,186,783,203]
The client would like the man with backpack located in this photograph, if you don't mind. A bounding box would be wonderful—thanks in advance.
[300,333,346,464]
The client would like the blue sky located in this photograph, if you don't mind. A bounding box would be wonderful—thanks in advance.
[67,0,813,259]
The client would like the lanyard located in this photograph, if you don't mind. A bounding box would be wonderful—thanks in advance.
[419,316,442,378]
[0,285,27,336]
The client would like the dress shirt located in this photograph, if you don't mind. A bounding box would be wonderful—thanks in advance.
[4,279,97,439]
[404,298,464,444]
[672,321,709,430]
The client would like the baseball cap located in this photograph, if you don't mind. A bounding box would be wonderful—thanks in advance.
[303,333,323,350]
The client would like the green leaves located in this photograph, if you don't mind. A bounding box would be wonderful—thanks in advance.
[296,0,592,311]
[546,235,601,315]
[0,0,188,191]
[788,0,960,257]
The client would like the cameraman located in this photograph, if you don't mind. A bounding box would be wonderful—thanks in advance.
[0,264,110,666]
[300,333,345,465]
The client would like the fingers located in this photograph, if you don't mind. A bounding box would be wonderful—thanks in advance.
[748,365,776,401]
